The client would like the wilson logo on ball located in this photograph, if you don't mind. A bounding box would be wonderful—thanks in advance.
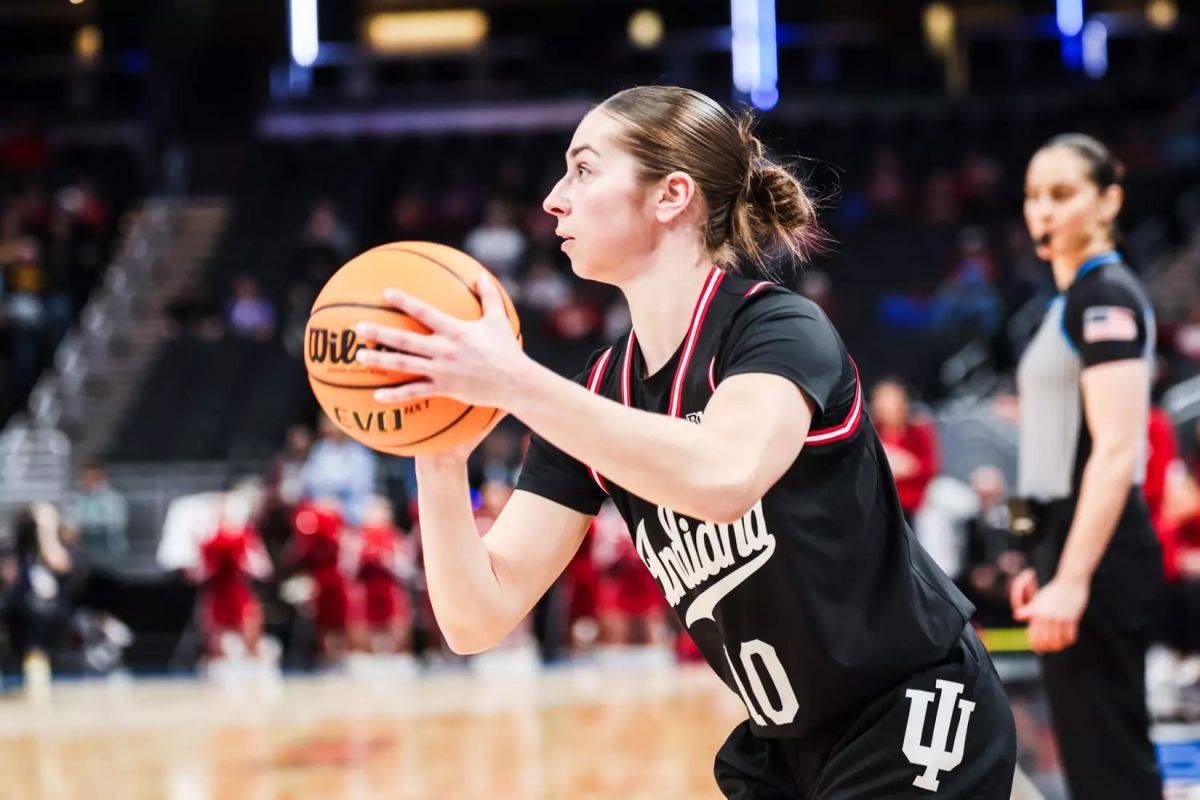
[308,327,402,365]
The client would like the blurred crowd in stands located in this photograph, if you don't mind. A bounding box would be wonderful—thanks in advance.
[1,95,1199,715]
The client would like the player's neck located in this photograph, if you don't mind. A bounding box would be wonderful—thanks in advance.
[1051,239,1115,291]
[620,249,714,377]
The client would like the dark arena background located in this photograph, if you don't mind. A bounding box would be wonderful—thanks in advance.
[1,0,1199,797]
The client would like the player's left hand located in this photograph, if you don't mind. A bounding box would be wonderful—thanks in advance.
[354,273,529,409]
[1012,575,1089,654]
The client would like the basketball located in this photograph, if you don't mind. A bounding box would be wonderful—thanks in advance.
[303,241,521,456]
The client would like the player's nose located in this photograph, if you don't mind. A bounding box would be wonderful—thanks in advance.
[543,179,569,217]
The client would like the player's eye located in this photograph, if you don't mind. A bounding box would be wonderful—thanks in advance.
[576,164,591,177]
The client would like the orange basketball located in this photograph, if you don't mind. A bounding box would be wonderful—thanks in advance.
[304,242,521,456]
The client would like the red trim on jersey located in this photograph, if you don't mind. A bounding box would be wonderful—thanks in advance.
[620,331,636,406]
[743,281,772,298]
[804,359,863,446]
[707,357,716,392]
[584,347,614,493]
[669,267,726,418]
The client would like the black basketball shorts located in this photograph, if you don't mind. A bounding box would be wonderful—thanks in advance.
[714,625,1016,799]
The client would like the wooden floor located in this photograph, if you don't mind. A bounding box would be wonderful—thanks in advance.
[0,662,748,800]
[5,659,1200,799]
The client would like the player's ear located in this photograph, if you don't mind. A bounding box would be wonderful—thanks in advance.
[654,171,698,225]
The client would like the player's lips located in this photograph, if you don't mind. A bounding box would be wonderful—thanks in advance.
[558,232,575,251]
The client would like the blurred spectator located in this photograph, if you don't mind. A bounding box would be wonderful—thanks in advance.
[864,149,910,214]
[0,504,72,677]
[870,379,939,523]
[3,236,48,392]
[477,428,520,487]
[305,198,354,257]
[864,149,907,214]
[384,191,435,243]
[519,254,571,313]
[164,275,222,339]
[922,169,961,225]
[302,415,376,526]
[956,152,1003,218]
[193,515,272,661]
[960,466,1024,627]
[280,281,316,359]
[929,227,1004,345]
[1145,407,1200,720]
[269,425,315,509]
[464,199,526,278]
[799,269,837,321]
[0,112,49,174]
[62,461,129,570]
[300,198,354,284]
[1174,304,1200,361]
[286,498,355,663]
[352,496,414,655]
[224,274,276,341]
[591,501,668,649]
[1162,104,1200,168]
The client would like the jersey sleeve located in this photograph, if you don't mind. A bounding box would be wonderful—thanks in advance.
[719,290,846,416]
[513,351,609,516]
[1063,277,1150,368]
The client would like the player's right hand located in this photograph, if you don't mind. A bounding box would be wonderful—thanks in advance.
[1009,567,1038,613]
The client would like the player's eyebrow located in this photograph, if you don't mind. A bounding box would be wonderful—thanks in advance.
[567,144,600,161]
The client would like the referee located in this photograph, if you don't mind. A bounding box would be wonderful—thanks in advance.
[1011,133,1164,798]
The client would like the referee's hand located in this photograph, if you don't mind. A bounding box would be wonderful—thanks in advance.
[1011,568,1090,654]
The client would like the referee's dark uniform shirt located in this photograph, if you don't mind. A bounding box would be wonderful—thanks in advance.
[1015,250,1164,799]
[517,267,975,738]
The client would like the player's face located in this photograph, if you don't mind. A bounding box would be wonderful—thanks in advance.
[1023,147,1119,262]
[543,110,659,282]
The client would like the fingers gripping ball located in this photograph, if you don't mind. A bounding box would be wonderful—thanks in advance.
[304,242,521,456]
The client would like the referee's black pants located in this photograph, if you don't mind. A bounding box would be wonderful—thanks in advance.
[1034,497,1164,800]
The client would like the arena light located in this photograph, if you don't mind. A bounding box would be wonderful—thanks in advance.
[75,24,102,64]
[731,0,778,111]
[1056,0,1084,37]
[289,0,319,68]
[628,9,663,50]
[1082,18,1108,79]
[1145,0,1178,29]
[922,2,955,57]
[365,10,489,54]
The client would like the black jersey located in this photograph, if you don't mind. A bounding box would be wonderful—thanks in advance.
[517,266,973,739]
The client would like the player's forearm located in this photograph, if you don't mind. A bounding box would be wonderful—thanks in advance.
[1056,441,1141,583]
[508,365,754,523]
[414,461,518,653]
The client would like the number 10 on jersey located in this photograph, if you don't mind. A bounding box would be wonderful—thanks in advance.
[723,640,800,726]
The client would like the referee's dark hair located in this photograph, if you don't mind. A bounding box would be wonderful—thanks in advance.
[1039,133,1127,190]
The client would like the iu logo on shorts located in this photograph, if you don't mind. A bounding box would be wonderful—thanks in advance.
[901,679,976,792]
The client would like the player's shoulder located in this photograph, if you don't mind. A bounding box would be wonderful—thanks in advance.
[717,273,828,323]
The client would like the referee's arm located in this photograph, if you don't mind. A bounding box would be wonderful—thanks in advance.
[1056,359,1150,584]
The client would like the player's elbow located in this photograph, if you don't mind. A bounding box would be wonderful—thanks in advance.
[694,465,761,524]
[440,622,501,656]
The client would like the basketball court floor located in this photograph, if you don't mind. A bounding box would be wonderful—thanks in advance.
[2,659,1199,799]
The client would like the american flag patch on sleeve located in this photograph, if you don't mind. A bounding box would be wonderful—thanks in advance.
[1082,305,1139,343]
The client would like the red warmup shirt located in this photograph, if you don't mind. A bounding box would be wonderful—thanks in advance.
[878,419,939,514]
[1145,406,1197,582]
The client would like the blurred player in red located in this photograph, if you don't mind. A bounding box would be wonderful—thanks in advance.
[287,498,356,662]
[195,520,272,659]
[351,497,414,654]
[1146,405,1200,718]
[591,502,667,647]
[870,378,940,524]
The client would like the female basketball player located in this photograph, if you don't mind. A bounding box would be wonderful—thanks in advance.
[1010,134,1163,798]
[355,86,1016,797]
